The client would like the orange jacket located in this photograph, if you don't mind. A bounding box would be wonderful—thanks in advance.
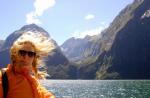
[0,64,55,98]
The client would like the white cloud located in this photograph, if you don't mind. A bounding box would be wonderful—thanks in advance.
[85,14,95,20]
[34,0,55,16]
[72,24,108,38]
[26,0,56,24]
[72,27,102,38]
[26,12,41,24]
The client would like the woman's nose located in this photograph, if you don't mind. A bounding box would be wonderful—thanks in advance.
[22,54,30,59]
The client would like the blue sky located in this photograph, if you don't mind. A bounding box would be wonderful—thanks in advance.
[0,0,133,45]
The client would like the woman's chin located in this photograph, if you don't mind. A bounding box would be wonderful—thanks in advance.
[20,66,32,75]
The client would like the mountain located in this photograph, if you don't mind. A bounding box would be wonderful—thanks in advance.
[0,24,76,79]
[1,24,51,49]
[61,35,102,79]
[96,0,150,79]
[0,40,4,49]
[61,35,101,63]
[0,24,53,67]
[61,0,150,79]
[61,0,140,79]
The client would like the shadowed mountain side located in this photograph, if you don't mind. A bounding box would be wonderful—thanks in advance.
[61,0,143,79]
[0,49,10,68]
[108,0,150,79]
[96,0,150,79]
[61,35,101,62]
[0,40,4,49]
[45,48,77,79]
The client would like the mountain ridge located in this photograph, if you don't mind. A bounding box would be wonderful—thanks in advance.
[96,0,150,79]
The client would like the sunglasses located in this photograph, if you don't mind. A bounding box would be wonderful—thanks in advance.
[18,50,36,57]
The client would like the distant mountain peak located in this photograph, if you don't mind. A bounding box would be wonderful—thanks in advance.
[21,24,41,30]
[1,24,52,49]
[20,24,49,37]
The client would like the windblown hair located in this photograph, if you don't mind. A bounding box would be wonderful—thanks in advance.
[10,31,55,78]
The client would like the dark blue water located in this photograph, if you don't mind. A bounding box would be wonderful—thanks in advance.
[41,80,150,98]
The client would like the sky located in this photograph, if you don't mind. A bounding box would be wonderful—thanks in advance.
[0,0,133,45]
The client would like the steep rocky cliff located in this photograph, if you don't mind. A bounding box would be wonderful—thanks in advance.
[96,0,150,79]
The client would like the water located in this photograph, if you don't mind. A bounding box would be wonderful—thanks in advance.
[41,80,150,98]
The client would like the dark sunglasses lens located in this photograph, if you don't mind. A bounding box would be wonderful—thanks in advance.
[19,50,27,56]
[19,50,36,57]
[28,52,36,57]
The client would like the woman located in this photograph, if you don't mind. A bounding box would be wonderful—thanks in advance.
[0,31,55,98]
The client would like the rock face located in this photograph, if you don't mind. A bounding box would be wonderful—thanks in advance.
[61,0,150,79]
[96,0,150,79]
[61,35,101,62]
[0,40,4,49]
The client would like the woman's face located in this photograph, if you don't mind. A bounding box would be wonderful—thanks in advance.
[16,42,36,73]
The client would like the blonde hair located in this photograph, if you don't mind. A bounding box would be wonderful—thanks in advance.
[10,31,55,78]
